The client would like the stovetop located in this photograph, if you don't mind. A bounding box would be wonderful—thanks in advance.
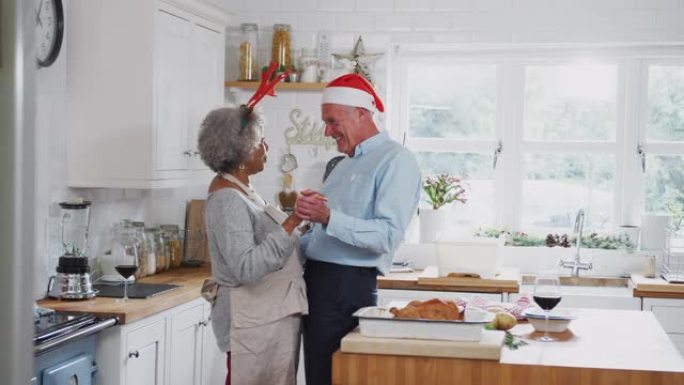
[34,311,98,345]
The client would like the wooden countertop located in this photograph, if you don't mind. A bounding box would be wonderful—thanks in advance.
[632,273,684,299]
[378,267,520,294]
[38,266,212,324]
[333,308,684,385]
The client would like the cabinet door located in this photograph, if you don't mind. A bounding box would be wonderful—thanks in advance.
[125,320,166,385]
[188,22,224,171]
[155,8,191,172]
[201,302,227,385]
[168,303,203,385]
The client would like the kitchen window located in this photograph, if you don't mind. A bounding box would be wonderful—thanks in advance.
[391,45,684,237]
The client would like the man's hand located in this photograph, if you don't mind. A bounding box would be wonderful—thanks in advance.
[295,189,330,225]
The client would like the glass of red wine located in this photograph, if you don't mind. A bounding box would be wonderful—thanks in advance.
[112,227,139,303]
[533,274,561,342]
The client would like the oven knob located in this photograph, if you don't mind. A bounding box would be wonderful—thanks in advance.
[128,350,140,358]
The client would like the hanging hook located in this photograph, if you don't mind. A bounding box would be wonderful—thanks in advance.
[637,143,646,173]
[493,140,503,169]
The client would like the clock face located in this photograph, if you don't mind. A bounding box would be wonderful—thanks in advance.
[35,0,64,67]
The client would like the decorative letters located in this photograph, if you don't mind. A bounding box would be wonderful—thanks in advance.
[284,109,335,150]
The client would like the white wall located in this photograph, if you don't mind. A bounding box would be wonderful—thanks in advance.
[34,0,684,297]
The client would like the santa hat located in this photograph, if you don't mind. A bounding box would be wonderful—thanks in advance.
[321,74,384,113]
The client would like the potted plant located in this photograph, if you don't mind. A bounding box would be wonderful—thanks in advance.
[420,174,468,243]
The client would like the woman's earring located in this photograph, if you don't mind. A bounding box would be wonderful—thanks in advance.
[238,164,246,171]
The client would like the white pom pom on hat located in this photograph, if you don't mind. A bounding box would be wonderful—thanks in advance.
[321,74,384,113]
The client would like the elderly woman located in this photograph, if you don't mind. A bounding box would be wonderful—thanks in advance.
[197,106,308,385]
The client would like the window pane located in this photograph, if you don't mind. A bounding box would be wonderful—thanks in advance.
[522,153,615,234]
[646,66,684,141]
[408,65,496,139]
[525,64,617,141]
[644,155,684,213]
[416,152,494,227]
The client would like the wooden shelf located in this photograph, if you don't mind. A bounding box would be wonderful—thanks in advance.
[224,81,327,91]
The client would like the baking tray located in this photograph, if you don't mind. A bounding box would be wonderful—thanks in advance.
[353,305,494,342]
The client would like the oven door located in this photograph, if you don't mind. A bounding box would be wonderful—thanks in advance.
[42,353,94,385]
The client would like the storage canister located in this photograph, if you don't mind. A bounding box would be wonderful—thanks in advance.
[271,24,292,69]
[238,23,259,81]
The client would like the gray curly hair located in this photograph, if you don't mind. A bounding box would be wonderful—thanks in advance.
[197,106,264,173]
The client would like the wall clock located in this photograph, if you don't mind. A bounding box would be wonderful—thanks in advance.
[35,0,64,67]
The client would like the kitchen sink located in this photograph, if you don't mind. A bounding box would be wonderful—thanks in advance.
[521,275,630,288]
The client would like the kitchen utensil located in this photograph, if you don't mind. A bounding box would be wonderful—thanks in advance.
[340,328,504,360]
[353,304,493,342]
[184,199,210,263]
[524,308,576,333]
[281,145,298,173]
[278,173,297,213]
[47,200,97,300]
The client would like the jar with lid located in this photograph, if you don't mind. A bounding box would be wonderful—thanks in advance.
[239,23,259,81]
[154,228,168,272]
[271,24,292,70]
[161,224,183,269]
[143,228,157,276]
[131,221,147,279]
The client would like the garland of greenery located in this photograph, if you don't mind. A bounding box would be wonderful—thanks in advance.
[475,227,630,249]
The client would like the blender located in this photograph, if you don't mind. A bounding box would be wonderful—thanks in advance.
[47,200,97,299]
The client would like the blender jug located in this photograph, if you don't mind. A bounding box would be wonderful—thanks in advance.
[61,200,91,257]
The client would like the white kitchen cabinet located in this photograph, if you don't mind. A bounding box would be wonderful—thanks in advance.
[97,298,223,385]
[643,297,684,356]
[125,318,167,385]
[167,302,204,385]
[201,301,227,385]
[378,289,503,306]
[66,0,228,188]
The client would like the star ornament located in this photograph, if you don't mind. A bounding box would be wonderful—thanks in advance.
[332,36,383,84]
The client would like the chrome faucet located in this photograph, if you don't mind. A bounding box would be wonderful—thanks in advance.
[559,209,593,277]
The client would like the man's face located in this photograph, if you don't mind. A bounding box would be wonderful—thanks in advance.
[322,104,362,157]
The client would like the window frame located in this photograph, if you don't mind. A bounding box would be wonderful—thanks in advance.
[388,43,684,235]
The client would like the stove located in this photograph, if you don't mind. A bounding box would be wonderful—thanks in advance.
[33,308,117,385]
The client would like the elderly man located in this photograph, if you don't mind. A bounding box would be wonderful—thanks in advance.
[295,74,421,385]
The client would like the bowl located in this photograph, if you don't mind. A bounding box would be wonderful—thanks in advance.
[524,308,576,333]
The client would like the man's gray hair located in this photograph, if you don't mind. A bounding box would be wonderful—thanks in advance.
[197,106,264,173]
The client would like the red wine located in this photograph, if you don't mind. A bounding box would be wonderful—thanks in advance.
[533,295,561,310]
[115,264,138,279]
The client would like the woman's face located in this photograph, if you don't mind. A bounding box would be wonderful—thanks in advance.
[243,137,269,175]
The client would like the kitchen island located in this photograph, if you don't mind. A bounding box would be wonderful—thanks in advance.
[332,308,684,385]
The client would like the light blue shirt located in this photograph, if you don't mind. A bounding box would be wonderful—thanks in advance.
[300,131,421,276]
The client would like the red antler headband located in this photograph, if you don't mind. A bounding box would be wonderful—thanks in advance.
[245,61,289,110]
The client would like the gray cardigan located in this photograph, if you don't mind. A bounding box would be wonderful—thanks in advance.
[205,188,295,352]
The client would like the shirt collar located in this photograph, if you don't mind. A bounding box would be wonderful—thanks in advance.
[352,131,389,158]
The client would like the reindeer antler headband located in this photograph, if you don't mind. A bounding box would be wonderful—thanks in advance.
[240,62,289,130]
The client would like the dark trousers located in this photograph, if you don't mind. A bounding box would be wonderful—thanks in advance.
[303,260,378,385]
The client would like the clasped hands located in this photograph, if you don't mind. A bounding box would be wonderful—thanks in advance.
[293,189,330,226]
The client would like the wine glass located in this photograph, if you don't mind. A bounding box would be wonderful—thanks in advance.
[533,274,562,342]
[112,226,139,303]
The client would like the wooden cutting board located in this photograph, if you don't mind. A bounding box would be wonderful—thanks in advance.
[632,273,684,297]
[417,266,520,292]
[340,328,505,360]
[184,199,210,262]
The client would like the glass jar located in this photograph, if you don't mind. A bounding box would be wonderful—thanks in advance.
[154,228,168,272]
[161,224,183,269]
[131,221,146,279]
[271,24,292,70]
[238,23,259,81]
[143,227,157,276]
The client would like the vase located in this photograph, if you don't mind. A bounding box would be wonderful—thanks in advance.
[420,208,450,243]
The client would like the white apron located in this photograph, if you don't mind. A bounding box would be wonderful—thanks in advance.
[222,174,308,385]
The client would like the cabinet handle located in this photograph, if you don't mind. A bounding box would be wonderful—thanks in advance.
[128,350,140,358]
[198,320,208,327]
[183,150,193,156]
[193,151,200,156]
